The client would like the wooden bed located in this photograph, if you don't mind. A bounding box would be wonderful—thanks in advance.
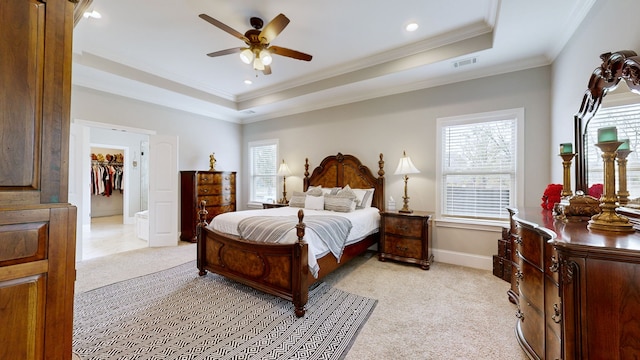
[196,152,385,317]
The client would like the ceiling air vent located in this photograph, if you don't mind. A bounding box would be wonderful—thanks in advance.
[452,57,478,68]
[242,110,256,115]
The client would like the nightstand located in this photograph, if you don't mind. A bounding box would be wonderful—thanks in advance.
[262,202,289,209]
[379,210,433,270]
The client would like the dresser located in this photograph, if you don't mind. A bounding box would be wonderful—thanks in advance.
[180,171,236,242]
[510,209,561,360]
[378,210,433,269]
[510,207,640,359]
[0,1,81,358]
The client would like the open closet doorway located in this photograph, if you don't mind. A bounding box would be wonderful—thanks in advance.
[70,120,153,261]
[86,143,146,259]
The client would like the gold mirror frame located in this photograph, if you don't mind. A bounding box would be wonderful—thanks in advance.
[574,50,640,192]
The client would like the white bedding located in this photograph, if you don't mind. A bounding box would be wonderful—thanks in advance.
[208,206,380,277]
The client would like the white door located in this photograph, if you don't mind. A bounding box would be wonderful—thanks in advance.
[69,123,90,261]
[148,134,179,246]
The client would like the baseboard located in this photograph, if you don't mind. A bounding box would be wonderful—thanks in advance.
[432,248,493,271]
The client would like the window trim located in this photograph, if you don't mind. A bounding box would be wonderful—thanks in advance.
[435,108,524,225]
[247,139,279,207]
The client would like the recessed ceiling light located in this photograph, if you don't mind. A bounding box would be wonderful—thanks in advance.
[405,22,418,32]
[83,10,102,19]
[244,80,253,85]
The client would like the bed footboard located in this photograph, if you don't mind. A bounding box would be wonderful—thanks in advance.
[197,203,309,317]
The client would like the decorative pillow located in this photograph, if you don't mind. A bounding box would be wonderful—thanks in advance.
[307,185,341,195]
[324,194,356,212]
[289,191,306,208]
[336,185,358,202]
[352,188,375,209]
[306,186,324,197]
[305,194,325,210]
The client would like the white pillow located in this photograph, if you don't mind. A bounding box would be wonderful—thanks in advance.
[305,194,325,210]
[352,188,375,209]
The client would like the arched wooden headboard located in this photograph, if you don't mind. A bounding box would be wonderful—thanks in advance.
[302,153,385,210]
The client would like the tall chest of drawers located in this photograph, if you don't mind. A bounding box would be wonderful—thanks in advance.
[180,171,236,242]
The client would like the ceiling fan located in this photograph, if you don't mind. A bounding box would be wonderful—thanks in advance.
[199,13,313,75]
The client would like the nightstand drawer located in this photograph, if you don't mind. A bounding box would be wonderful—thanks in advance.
[384,216,423,237]
[382,235,422,259]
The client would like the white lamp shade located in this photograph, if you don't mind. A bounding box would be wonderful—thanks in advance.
[253,57,265,70]
[239,48,254,64]
[277,160,292,176]
[259,49,273,65]
[394,152,420,175]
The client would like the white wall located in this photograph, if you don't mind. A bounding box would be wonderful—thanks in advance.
[551,0,640,186]
[243,66,552,269]
[71,86,243,238]
[71,86,244,200]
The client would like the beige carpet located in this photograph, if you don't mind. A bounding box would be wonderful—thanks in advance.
[75,243,527,360]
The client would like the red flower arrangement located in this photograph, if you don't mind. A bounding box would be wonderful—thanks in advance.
[541,184,563,210]
[588,183,603,199]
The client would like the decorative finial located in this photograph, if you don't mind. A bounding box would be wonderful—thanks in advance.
[209,152,216,171]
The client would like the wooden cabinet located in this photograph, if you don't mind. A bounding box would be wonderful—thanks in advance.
[378,210,433,269]
[180,171,236,242]
[0,206,77,360]
[510,207,640,360]
[0,1,79,358]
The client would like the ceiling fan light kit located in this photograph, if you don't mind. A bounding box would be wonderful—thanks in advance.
[259,49,272,65]
[199,13,312,75]
[240,48,254,64]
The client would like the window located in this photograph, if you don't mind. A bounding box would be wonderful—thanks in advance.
[248,140,278,204]
[585,103,640,198]
[437,108,524,222]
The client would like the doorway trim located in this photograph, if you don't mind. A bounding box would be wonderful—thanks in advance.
[72,119,158,261]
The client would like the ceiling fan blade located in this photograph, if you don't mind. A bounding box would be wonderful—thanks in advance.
[259,13,290,44]
[262,65,272,75]
[269,46,312,61]
[206,47,243,57]
[199,14,248,42]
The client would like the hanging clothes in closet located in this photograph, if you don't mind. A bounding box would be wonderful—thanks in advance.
[91,153,124,196]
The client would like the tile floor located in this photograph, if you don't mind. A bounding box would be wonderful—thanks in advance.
[82,215,148,260]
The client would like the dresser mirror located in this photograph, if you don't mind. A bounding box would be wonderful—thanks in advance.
[574,51,640,200]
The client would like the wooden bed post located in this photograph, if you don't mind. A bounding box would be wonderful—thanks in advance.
[293,209,309,317]
[197,200,208,276]
[303,158,310,190]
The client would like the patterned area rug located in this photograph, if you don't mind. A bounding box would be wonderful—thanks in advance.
[73,261,377,360]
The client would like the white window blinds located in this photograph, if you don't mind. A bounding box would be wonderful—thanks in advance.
[586,103,640,197]
[440,116,517,221]
[249,141,278,203]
